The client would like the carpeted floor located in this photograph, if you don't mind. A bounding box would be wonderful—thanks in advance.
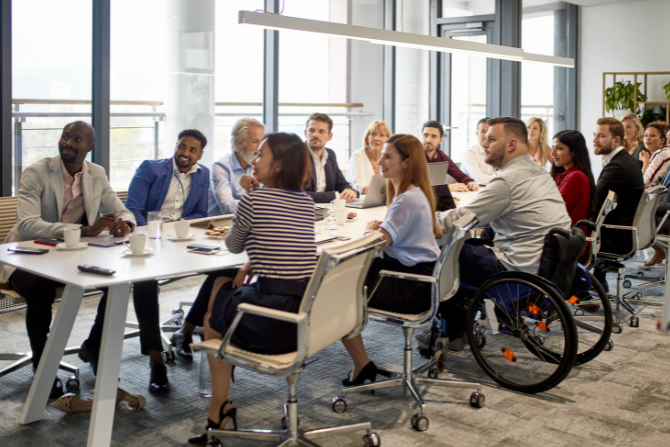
[1,252,670,447]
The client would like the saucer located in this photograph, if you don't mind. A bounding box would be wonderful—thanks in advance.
[56,242,88,251]
[167,233,195,241]
[205,234,227,240]
[121,248,154,257]
[346,216,358,223]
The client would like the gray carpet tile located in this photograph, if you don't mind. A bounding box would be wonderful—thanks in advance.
[1,254,670,447]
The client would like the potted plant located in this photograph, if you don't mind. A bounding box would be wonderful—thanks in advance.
[605,81,647,119]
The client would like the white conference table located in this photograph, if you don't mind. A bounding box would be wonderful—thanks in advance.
[0,191,478,446]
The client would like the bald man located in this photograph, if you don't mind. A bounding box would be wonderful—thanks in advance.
[417,117,571,354]
[3,121,135,398]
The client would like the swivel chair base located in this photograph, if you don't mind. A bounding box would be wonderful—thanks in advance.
[0,346,81,392]
[208,373,379,447]
[334,327,484,432]
[603,262,640,329]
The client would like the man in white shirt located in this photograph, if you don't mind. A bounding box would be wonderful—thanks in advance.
[208,118,265,215]
[303,113,358,203]
[462,117,497,184]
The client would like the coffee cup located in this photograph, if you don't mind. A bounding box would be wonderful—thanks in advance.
[333,198,346,209]
[335,208,347,226]
[63,228,81,248]
[174,220,190,238]
[128,233,147,254]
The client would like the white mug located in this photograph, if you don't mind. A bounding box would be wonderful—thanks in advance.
[174,220,190,238]
[335,208,347,226]
[63,228,81,248]
[128,233,147,254]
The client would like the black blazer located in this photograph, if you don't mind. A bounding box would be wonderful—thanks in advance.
[304,147,355,203]
[597,149,644,254]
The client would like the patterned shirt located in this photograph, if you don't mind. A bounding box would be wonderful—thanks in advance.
[225,188,317,280]
[61,161,85,224]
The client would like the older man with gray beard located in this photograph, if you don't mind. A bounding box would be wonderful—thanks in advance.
[208,117,265,215]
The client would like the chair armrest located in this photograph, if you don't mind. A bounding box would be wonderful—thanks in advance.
[378,270,437,283]
[236,303,306,324]
[601,224,634,231]
[574,219,596,233]
[657,211,670,233]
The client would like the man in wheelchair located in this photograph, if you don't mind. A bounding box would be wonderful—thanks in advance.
[417,117,572,354]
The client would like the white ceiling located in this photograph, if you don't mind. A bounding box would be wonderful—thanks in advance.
[565,0,646,6]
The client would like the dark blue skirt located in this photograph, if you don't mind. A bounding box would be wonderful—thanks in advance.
[209,277,308,355]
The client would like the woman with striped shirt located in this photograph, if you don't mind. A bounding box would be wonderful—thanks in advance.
[189,133,316,445]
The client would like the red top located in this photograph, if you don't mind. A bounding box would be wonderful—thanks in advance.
[554,166,591,227]
[426,149,474,184]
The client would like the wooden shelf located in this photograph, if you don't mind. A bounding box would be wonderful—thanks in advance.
[603,72,670,121]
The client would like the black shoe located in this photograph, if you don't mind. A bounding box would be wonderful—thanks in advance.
[78,342,99,375]
[189,400,237,444]
[149,363,170,395]
[170,331,194,362]
[343,361,377,387]
[50,377,64,399]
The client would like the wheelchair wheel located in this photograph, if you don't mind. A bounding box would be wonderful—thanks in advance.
[568,270,613,365]
[466,272,578,394]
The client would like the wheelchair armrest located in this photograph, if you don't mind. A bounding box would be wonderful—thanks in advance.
[378,270,437,283]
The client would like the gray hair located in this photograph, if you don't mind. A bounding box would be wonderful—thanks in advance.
[231,117,265,152]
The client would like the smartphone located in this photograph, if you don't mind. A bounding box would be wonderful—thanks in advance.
[8,247,49,255]
[77,265,116,276]
[188,249,219,255]
[186,244,219,252]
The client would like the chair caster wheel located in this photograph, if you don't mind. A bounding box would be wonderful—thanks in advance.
[161,351,175,363]
[332,397,347,413]
[428,366,438,378]
[363,432,381,447]
[612,323,623,334]
[574,309,585,317]
[470,392,485,408]
[280,416,300,429]
[205,440,223,447]
[172,308,184,318]
[604,339,614,351]
[65,376,80,392]
[623,280,632,288]
[630,317,639,328]
[411,413,429,431]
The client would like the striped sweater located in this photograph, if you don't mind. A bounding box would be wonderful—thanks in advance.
[225,188,317,280]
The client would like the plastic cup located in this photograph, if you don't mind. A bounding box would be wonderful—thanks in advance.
[335,208,347,226]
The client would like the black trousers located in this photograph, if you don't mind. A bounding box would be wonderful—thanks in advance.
[182,268,240,328]
[10,270,164,368]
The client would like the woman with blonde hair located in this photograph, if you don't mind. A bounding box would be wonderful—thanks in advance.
[347,119,391,194]
[339,134,443,386]
[526,117,552,168]
[620,113,648,168]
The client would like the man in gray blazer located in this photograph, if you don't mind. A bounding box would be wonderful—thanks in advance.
[4,121,137,398]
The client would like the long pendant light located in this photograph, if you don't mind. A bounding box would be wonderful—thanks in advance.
[238,11,574,68]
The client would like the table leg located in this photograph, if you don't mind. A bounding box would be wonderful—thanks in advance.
[20,284,85,424]
[87,283,131,447]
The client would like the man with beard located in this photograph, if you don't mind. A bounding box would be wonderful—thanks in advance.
[591,117,644,290]
[421,120,479,192]
[3,121,135,398]
[415,117,570,354]
[123,129,210,393]
[208,118,265,215]
[304,113,358,203]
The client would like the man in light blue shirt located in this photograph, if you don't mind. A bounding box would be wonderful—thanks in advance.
[208,117,265,215]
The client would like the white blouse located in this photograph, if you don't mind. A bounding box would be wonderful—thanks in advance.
[462,142,496,184]
[347,148,377,194]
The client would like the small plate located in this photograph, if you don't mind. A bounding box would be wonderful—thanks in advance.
[346,215,358,223]
[205,234,228,240]
[121,248,154,257]
[166,233,195,241]
[56,242,89,251]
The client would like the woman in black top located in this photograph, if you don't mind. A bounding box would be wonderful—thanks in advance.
[189,133,316,445]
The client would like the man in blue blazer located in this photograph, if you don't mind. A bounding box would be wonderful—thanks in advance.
[124,129,209,394]
[126,129,210,225]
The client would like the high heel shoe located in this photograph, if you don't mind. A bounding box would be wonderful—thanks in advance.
[188,400,237,444]
[49,393,92,414]
[343,361,377,386]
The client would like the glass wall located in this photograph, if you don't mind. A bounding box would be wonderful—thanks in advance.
[11,0,92,195]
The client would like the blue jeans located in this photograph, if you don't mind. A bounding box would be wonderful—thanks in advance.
[438,239,506,341]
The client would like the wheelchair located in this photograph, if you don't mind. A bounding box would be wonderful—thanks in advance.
[420,224,612,394]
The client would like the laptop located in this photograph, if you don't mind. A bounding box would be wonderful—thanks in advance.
[427,161,450,186]
[345,174,387,209]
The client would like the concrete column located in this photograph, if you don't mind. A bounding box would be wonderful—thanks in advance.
[165,0,216,167]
